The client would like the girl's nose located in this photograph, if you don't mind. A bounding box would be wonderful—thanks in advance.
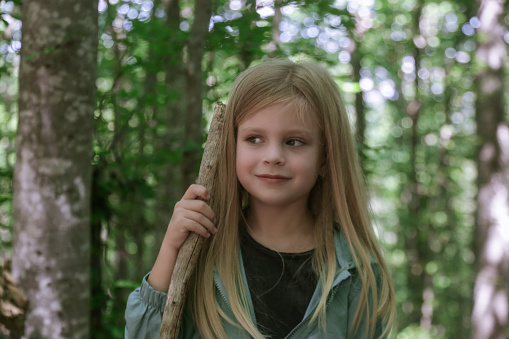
[262,144,285,165]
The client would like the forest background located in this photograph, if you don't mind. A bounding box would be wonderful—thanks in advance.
[0,0,508,338]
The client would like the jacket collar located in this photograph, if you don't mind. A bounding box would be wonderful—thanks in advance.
[212,227,360,321]
[334,226,355,270]
[301,228,354,319]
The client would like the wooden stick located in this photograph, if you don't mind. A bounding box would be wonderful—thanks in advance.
[158,102,226,339]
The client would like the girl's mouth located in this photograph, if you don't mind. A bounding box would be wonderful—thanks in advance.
[256,174,290,183]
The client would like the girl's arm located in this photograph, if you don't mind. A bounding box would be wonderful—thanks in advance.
[148,184,217,292]
[125,184,215,339]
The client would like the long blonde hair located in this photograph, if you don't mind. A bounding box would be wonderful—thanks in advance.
[191,59,395,338]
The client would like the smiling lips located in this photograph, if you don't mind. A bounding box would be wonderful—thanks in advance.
[256,174,290,184]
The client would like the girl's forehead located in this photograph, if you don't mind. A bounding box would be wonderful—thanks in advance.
[238,101,321,128]
[236,104,324,143]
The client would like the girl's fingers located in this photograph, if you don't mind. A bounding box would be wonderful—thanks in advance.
[181,209,217,235]
[165,184,217,250]
[182,215,216,238]
[181,184,211,201]
[175,198,216,224]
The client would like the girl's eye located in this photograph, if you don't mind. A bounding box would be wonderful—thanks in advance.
[287,139,305,146]
[246,136,262,144]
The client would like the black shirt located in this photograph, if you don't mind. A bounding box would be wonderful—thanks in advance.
[241,230,318,339]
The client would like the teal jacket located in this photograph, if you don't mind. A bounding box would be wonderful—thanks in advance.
[125,230,382,338]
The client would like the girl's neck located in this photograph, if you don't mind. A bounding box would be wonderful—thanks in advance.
[245,202,316,253]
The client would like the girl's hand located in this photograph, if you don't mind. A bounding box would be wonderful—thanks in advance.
[164,184,217,252]
[148,184,216,292]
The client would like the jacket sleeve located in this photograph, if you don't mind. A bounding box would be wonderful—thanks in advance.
[125,272,166,339]
[125,273,198,339]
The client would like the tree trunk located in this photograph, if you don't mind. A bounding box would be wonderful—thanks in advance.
[404,0,428,327]
[13,0,97,338]
[352,53,365,149]
[154,0,186,260]
[350,5,369,154]
[90,167,108,336]
[181,0,213,190]
[471,0,509,338]
[268,0,282,56]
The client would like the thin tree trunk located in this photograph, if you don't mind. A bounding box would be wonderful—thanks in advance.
[351,48,365,151]
[268,0,282,56]
[124,1,158,277]
[350,6,369,153]
[153,0,186,259]
[133,125,148,276]
[90,166,109,335]
[404,0,427,326]
[13,1,98,338]
[472,0,509,338]
[238,0,258,70]
[114,227,128,306]
[90,9,126,333]
[181,0,213,190]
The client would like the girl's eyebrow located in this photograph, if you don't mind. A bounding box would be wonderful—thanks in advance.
[237,126,262,133]
[284,128,314,137]
[238,126,315,138]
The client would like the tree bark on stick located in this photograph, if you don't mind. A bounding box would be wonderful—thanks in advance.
[159,102,226,339]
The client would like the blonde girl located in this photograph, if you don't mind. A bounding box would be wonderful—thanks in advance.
[126,59,396,338]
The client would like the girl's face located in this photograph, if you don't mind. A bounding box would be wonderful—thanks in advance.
[236,103,324,210]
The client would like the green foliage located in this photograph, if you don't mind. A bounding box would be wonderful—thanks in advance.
[0,0,19,262]
[396,325,440,339]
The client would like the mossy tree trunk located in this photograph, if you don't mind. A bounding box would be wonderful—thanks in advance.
[12,0,98,337]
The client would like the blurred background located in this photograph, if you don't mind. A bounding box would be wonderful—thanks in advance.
[0,0,508,338]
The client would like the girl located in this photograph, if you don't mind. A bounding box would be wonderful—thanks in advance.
[125,59,396,338]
